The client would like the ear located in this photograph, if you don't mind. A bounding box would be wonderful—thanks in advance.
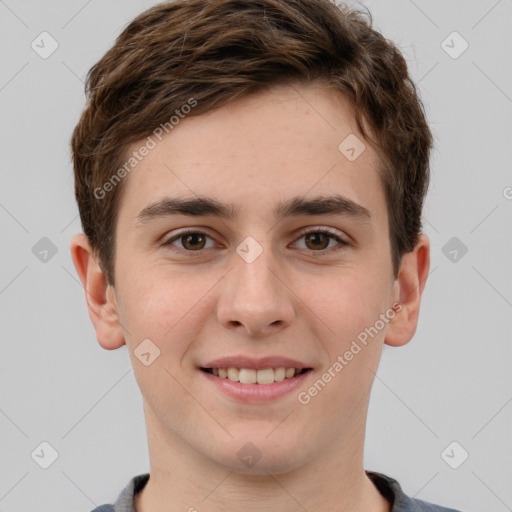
[70,233,126,350]
[385,234,430,347]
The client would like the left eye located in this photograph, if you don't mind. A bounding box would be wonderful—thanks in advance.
[292,229,349,251]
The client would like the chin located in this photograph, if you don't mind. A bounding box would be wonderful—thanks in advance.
[209,432,309,476]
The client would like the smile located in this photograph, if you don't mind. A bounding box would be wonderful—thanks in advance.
[201,367,311,384]
[199,366,313,402]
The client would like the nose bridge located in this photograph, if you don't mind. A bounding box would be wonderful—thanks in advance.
[233,238,280,305]
[217,237,294,335]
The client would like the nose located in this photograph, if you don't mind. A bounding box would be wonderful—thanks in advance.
[216,244,295,338]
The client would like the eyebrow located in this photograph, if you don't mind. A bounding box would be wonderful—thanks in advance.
[135,194,371,225]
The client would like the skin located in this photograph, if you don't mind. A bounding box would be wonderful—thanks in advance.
[71,83,430,511]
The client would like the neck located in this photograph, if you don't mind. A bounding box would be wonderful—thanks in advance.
[134,407,390,512]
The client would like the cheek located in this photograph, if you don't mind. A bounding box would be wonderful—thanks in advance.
[310,269,392,340]
[303,269,392,404]
[118,281,174,340]
[301,276,389,416]
[117,270,216,357]
[117,273,208,425]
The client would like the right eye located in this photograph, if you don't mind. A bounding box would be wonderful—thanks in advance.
[162,229,218,254]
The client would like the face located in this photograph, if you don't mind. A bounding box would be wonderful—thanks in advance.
[90,83,411,474]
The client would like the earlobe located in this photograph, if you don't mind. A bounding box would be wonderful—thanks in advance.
[70,233,126,350]
[385,234,430,347]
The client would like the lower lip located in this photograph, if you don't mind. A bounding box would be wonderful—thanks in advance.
[199,369,312,402]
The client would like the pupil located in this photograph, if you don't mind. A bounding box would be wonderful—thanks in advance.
[306,233,328,250]
[184,233,205,250]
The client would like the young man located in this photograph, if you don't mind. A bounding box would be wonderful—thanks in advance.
[69,0,461,510]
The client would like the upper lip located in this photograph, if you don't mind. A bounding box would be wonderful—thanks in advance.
[201,356,312,370]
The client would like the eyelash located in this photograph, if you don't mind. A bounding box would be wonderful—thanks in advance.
[161,227,351,256]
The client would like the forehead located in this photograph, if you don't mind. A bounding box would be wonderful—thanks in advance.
[117,83,387,227]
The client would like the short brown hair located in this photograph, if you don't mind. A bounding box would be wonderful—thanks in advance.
[71,0,433,286]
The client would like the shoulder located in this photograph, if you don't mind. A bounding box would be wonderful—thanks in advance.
[409,498,463,511]
[88,473,150,512]
[366,471,463,512]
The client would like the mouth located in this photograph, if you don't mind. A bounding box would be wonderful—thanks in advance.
[200,366,312,384]
[199,356,314,402]
[199,364,313,402]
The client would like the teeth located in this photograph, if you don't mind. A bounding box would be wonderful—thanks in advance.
[210,367,304,384]
[256,368,275,385]
[239,368,257,384]
[274,367,286,382]
[285,367,295,379]
[227,367,239,382]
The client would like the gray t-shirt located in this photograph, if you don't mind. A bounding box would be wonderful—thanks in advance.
[90,471,462,511]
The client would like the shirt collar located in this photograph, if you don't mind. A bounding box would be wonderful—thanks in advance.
[112,470,425,512]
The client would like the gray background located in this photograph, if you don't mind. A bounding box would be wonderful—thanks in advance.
[0,0,511,510]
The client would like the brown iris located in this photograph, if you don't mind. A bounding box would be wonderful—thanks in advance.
[304,232,330,250]
[181,233,206,250]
